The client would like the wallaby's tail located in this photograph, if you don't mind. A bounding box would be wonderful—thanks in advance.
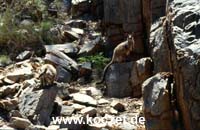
[96,62,112,84]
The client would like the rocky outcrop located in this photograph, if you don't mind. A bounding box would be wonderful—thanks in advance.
[18,86,58,126]
[149,0,200,129]
[105,57,153,98]
[103,0,144,54]
[142,73,175,130]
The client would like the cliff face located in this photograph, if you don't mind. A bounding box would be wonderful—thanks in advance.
[104,0,200,129]
[149,0,200,129]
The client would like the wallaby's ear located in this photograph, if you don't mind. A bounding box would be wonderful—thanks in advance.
[131,32,135,37]
[124,33,128,37]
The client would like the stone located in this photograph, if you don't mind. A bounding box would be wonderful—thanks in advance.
[104,0,141,24]
[142,73,174,130]
[63,30,80,41]
[56,66,72,83]
[27,125,47,130]
[117,122,137,130]
[20,19,34,26]
[130,57,153,97]
[109,108,118,115]
[71,28,84,35]
[44,43,78,57]
[78,36,102,56]
[9,110,22,118]
[16,51,32,61]
[149,1,200,129]
[0,83,20,98]
[9,117,32,129]
[18,86,58,126]
[71,0,90,16]
[45,50,79,74]
[105,62,133,98]
[57,83,70,100]
[64,20,87,29]
[0,125,16,130]
[80,107,97,117]
[47,125,60,130]
[98,99,109,105]
[88,123,107,130]
[71,103,86,111]
[71,93,97,106]
[85,87,102,97]
[59,114,85,129]
[6,67,33,83]
[110,101,125,112]
[79,62,92,78]
[0,98,18,111]
[61,106,75,116]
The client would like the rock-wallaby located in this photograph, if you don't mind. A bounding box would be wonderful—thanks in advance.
[38,64,57,87]
[96,34,135,84]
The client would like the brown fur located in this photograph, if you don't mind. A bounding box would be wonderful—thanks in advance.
[96,34,135,84]
[38,64,57,87]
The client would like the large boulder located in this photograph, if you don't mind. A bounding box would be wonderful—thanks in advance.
[105,57,153,98]
[142,73,175,130]
[149,0,200,129]
[18,86,58,126]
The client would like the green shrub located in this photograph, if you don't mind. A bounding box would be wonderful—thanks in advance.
[78,53,110,70]
[0,0,56,52]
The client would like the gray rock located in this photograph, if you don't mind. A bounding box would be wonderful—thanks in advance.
[44,43,78,57]
[63,30,80,41]
[130,57,153,97]
[110,101,125,112]
[47,125,60,130]
[78,36,102,56]
[20,19,34,26]
[64,20,87,29]
[117,122,137,130]
[109,108,118,115]
[6,67,33,83]
[9,117,32,129]
[9,110,22,118]
[45,50,79,74]
[71,103,86,111]
[27,125,47,130]
[149,0,200,129]
[105,58,153,98]
[104,0,141,24]
[80,107,97,117]
[59,114,85,130]
[71,93,97,106]
[0,125,16,130]
[142,73,174,130]
[0,98,19,111]
[98,99,109,105]
[61,106,75,116]
[56,66,72,83]
[16,51,32,61]
[18,86,58,126]
[79,62,92,76]
[105,62,133,98]
[0,83,20,98]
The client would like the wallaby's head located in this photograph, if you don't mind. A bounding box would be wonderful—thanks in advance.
[127,34,135,51]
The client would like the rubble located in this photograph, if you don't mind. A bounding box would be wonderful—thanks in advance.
[9,117,32,129]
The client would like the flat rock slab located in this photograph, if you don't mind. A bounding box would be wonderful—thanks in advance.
[44,43,78,57]
[78,36,101,56]
[71,93,97,106]
[45,50,79,74]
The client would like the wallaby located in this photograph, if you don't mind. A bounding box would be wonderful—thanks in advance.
[96,34,135,84]
[38,64,57,87]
